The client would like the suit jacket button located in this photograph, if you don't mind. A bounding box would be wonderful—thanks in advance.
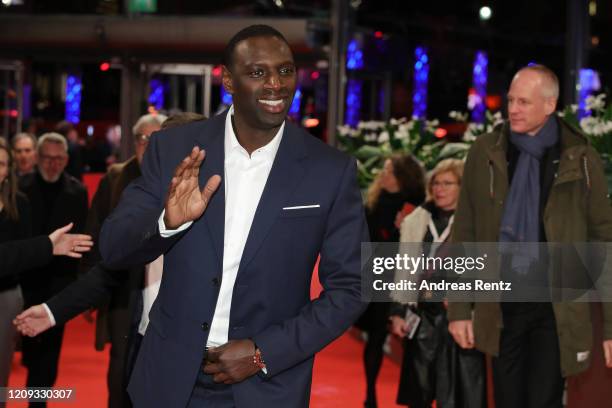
[201,322,209,331]
[212,277,220,287]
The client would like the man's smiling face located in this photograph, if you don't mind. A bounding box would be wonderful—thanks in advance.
[222,35,297,131]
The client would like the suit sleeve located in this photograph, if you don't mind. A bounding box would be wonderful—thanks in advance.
[45,264,124,325]
[99,132,184,269]
[0,235,53,278]
[252,157,369,378]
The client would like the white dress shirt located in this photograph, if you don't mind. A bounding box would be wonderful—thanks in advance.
[45,107,283,351]
[160,106,284,347]
[138,255,164,335]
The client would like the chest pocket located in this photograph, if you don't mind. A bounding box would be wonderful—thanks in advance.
[279,206,323,218]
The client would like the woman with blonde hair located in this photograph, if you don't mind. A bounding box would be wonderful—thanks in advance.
[389,158,485,408]
[358,153,425,408]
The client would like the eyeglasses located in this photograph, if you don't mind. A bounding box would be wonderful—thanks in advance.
[39,154,67,163]
[135,134,151,145]
[432,181,459,188]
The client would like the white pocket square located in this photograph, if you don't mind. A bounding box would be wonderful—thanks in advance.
[282,205,320,210]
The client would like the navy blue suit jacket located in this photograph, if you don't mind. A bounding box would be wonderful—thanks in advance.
[99,111,368,407]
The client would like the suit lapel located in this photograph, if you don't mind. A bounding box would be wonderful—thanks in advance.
[196,113,226,268]
[238,123,307,274]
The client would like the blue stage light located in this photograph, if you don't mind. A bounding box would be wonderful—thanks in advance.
[578,68,601,118]
[221,87,233,105]
[346,39,364,71]
[412,47,429,119]
[148,79,165,110]
[471,51,488,122]
[289,87,302,117]
[65,74,82,124]
[345,79,362,126]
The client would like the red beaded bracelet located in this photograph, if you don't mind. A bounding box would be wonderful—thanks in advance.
[253,348,266,370]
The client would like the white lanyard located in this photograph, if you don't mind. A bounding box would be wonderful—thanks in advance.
[427,214,454,243]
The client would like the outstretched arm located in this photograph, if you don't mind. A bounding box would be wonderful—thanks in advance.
[15,263,125,337]
[0,223,93,278]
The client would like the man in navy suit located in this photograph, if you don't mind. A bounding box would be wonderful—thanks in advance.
[99,25,368,407]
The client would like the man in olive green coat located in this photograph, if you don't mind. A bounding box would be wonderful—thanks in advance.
[448,65,612,408]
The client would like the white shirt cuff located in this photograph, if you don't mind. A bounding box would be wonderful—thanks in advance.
[42,303,57,327]
[158,210,193,237]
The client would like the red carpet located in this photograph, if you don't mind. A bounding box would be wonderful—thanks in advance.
[7,315,110,408]
[7,314,403,407]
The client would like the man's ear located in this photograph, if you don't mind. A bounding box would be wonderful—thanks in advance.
[222,65,234,94]
[544,97,557,116]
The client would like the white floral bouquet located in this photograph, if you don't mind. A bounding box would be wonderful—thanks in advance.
[559,94,612,161]
[337,117,465,188]
[338,94,612,189]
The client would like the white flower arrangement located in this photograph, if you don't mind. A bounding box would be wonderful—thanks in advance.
[337,93,612,189]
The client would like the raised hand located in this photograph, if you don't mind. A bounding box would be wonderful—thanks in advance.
[14,305,53,337]
[48,223,94,258]
[164,147,222,229]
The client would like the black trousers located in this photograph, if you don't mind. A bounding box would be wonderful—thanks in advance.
[493,303,564,408]
[186,367,235,408]
[107,307,132,408]
[21,324,65,408]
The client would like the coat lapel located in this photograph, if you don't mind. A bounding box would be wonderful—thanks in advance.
[196,113,226,268]
[238,123,308,274]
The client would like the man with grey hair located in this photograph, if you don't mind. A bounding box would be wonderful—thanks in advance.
[18,132,88,406]
[12,132,37,177]
[448,64,612,408]
[132,113,167,165]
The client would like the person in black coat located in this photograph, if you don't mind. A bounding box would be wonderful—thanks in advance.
[1,223,93,276]
[357,154,425,408]
[18,132,88,407]
[0,138,32,405]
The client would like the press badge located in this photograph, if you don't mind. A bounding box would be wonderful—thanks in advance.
[403,308,421,339]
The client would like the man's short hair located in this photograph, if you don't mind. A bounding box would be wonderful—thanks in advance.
[12,132,37,149]
[55,120,75,138]
[517,64,560,100]
[223,25,290,70]
[132,113,167,139]
[161,112,206,130]
[37,132,68,154]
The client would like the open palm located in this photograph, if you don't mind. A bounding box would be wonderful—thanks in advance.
[164,147,221,229]
[14,305,52,337]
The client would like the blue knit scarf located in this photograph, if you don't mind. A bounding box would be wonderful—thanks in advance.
[499,116,558,274]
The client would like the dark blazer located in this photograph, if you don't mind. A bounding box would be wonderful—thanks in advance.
[45,264,127,325]
[19,171,88,306]
[0,235,52,277]
[99,111,368,408]
[81,156,144,350]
